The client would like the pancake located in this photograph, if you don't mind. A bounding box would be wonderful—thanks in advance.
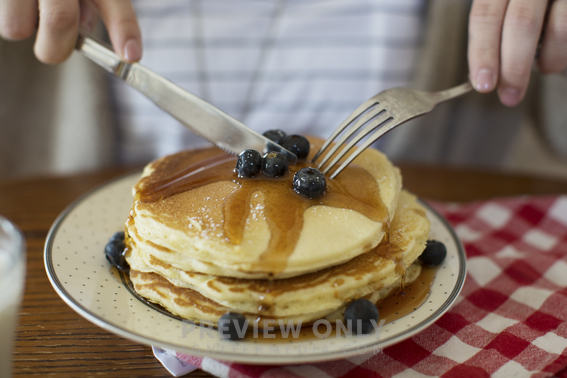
[128,137,402,279]
[126,190,429,325]
[128,263,422,327]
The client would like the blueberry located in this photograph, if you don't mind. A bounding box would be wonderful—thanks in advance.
[109,231,125,243]
[293,167,326,199]
[344,298,379,335]
[263,129,287,145]
[281,135,310,159]
[262,152,288,177]
[235,149,262,178]
[419,240,447,266]
[218,312,248,341]
[104,239,128,271]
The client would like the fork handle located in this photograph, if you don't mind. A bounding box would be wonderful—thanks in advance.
[432,81,473,103]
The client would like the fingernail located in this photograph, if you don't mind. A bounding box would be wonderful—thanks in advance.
[500,87,520,107]
[475,69,494,92]
[124,39,141,62]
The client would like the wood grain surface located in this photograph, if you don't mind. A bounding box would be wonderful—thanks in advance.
[1,164,567,377]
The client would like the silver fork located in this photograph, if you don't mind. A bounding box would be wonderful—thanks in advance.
[313,81,473,178]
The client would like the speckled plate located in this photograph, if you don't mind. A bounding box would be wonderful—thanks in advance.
[44,171,466,364]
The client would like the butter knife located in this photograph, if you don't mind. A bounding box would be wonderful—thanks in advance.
[75,29,297,164]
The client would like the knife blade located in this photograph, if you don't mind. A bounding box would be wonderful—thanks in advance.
[75,30,297,165]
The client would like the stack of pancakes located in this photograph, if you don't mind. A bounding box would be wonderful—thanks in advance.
[124,137,430,326]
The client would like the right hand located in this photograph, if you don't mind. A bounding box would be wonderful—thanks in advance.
[468,0,567,107]
[0,0,142,64]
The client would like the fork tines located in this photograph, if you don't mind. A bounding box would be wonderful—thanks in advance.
[312,99,393,179]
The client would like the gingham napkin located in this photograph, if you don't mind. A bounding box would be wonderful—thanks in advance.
[156,196,567,377]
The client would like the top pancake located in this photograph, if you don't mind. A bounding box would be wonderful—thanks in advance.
[129,137,401,279]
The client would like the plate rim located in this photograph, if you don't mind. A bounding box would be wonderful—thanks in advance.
[44,171,467,364]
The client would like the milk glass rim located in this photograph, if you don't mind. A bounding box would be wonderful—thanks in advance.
[0,215,25,273]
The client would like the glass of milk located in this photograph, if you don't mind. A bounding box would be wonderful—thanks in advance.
[0,216,25,378]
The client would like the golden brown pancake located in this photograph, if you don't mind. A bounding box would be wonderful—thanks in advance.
[126,191,429,325]
[128,137,402,279]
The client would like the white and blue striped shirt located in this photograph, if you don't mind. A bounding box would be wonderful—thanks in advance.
[112,0,426,165]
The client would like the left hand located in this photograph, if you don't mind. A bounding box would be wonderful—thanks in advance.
[468,0,567,107]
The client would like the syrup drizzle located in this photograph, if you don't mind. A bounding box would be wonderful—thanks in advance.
[136,144,388,274]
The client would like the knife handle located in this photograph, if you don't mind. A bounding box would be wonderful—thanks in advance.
[76,29,131,79]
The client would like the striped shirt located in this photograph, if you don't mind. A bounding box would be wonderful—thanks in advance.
[111,0,426,165]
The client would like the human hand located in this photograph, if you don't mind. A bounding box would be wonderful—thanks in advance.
[468,0,567,107]
[0,0,142,64]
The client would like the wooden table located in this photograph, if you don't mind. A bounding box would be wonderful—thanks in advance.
[2,164,567,377]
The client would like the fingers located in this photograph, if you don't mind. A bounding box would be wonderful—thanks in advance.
[93,0,141,62]
[34,0,80,64]
[32,0,140,64]
[498,0,547,107]
[0,0,38,41]
[79,0,99,33]
[537,0,567,74]
[468,0,509,93]
[1,0,139,65]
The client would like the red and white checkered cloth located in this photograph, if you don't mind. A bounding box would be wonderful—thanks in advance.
[169,196,567,377]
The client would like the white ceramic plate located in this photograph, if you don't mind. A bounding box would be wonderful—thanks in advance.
[44,172,466,364]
